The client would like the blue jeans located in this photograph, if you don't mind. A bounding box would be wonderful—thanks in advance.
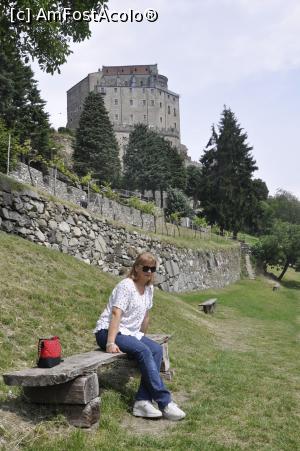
[95,329,171,409]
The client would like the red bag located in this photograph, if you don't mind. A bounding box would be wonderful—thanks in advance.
[37,336,62,368]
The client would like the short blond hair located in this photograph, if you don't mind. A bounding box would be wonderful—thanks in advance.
[128,252,157,285]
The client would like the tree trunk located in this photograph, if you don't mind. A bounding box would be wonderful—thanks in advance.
[152,189,155,203]
[160,189,164,209]
[278,260,290,280]
[27,160,35,186]
[232,230,238,240]
[140,211,144,229]
[153,215,157,234]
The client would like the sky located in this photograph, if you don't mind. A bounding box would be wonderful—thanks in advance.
[32,0,300,198]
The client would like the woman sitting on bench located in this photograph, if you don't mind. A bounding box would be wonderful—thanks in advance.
[94,252,186,421]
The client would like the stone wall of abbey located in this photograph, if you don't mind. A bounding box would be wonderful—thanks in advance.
[67,64,184,159]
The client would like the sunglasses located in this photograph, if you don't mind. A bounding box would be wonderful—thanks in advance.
[141,265,156,273]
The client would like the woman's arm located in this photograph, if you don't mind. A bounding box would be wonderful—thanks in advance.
[140,311,150,333]
[106,307,122,353]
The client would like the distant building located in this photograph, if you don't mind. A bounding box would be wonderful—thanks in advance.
[67,64,187,161]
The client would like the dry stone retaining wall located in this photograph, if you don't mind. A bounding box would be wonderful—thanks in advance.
[0,175,241,292]
[9,163,161,232]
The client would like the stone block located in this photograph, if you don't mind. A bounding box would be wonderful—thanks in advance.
[22,189,40,200]
[0,177,12,193]
[59,222,70,233]
[49,220,57,230]
[73,227,82,237]
[165,260,179,277]
[37,219,47,228]
[3,192,13,206]
[94,235,107,253]
[35,230,45,242]
[55,231,63,243]
[23,202,33,211]
[14,202,24,213]
[0,207,10,219]
[69,238,79,247]
[66,215,76,225]
[16,227,29,235]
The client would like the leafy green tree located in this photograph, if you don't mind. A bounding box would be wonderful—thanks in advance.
[252,178,269,201]
[252,221,300,280]
[167,142,186,191]
[123,124,155,191]
[185,165,202,208]
[0,1,107,73]
[165,187,192,218]
[123,124,186,206]
[268,189,300,225]
[73,92,121,186]
[244,179,273,235]
[143,136,186,206]
[199,107,258,238]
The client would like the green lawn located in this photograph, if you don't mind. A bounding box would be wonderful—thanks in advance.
[0,231,299,451]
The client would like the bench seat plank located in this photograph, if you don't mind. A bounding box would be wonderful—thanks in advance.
[3,334,170,387]
[198,298,217,307]
[198,298,217,314]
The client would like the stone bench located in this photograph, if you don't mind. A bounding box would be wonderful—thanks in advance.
[198,298,217,314]
[2,334,171,428]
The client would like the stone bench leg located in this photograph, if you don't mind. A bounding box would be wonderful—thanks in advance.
[64,397,100,428]
[160,341,173,380]
[23,373,100,428]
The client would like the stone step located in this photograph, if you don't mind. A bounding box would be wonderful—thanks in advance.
[245,254,256,279]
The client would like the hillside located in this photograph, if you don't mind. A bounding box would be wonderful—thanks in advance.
[0,231,299,451]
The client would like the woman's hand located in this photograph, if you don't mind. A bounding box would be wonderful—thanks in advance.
[106,343,121,353]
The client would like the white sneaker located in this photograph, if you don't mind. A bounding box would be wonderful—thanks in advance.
[133,400,163,418]
[162,402,186,421]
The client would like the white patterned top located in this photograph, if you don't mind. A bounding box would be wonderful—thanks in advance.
[93,278,154,340]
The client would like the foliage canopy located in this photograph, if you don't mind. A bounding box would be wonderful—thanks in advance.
[123,124,186,206]
[199,106,258,238]
[73,92,121,186]
[0,1,107,73]
[252,220,300,280]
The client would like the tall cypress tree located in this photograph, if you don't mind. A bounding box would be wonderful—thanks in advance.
[73,92,121,186]
[200,107,257,238]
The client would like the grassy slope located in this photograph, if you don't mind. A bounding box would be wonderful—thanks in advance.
[0,231,299,451]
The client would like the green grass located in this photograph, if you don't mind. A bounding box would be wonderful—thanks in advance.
[0,231,299,450]
[237,232,259,246]
[118,220,237,250]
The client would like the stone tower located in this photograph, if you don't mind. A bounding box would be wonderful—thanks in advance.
[67,64,185,161]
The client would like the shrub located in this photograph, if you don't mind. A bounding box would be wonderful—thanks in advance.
[126,196,158,215]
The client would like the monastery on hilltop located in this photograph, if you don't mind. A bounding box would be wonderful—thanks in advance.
[67,64,189,161]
